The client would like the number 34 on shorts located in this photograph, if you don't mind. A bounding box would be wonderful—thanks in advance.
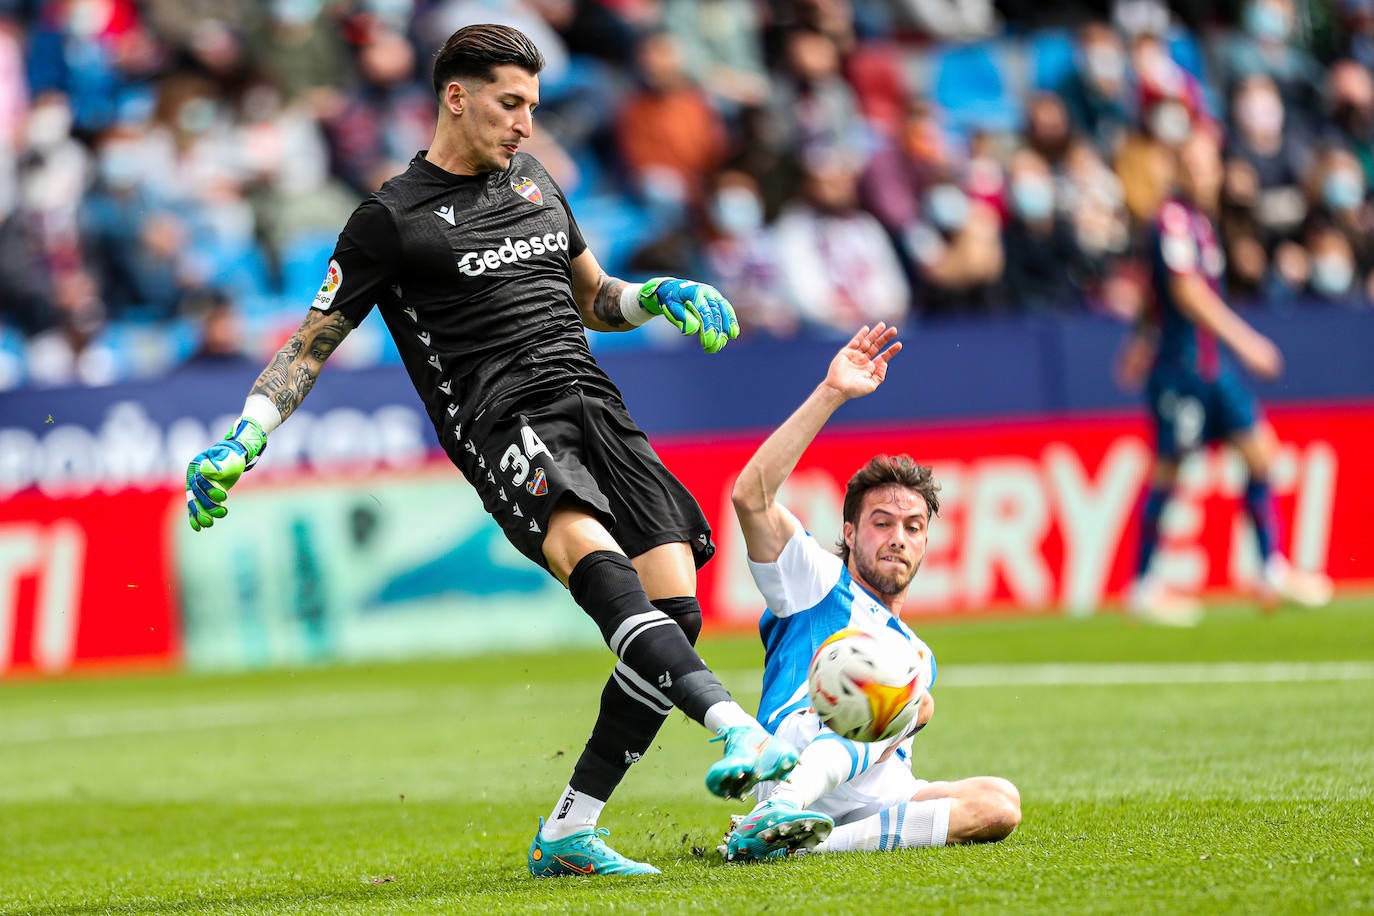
[501,425,553,492]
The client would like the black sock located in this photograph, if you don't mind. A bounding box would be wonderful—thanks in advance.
[568,551,730,722]
[568,596,705,800]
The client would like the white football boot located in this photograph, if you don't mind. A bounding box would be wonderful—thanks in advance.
[1126,577,1203,627]
[1258,556,1334,611]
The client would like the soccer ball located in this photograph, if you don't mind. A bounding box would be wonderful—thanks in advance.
[807,627,928,743]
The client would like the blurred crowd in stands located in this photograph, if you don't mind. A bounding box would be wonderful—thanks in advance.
[1,0,1372,388]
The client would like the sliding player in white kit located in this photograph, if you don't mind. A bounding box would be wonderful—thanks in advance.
[721,324,1022,861]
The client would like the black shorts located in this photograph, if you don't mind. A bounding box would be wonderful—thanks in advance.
[449,388,715,572]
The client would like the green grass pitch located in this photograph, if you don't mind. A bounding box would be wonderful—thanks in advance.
[2,599,1372,915]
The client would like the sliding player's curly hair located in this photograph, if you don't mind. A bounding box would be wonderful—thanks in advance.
[837,455,940,564]
[432,23,546,97]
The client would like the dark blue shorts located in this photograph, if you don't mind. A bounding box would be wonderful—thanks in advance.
[1146,368,1260,459]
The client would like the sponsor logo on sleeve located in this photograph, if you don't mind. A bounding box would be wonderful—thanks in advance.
[312,260,342,310]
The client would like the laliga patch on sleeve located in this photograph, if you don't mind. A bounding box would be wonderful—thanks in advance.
[1161,232,1197,273]
[312,259,342,310]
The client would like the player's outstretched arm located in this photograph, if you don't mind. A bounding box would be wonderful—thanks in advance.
[1170,274,1282,379]
[185,309,356,531]
[570,249,740,353]
[732,324,902,563]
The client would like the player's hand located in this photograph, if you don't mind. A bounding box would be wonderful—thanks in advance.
[1114,333,1155,391]
[637,277,741,354]
[185,418,268,531]
[825,324,903,399]
[1240,334,1283,381]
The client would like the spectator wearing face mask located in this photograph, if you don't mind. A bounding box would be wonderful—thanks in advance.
[26,0,163,134]
[660,0,770,112]
[79,121,186,320]
[1023,92,1075,174]
[323,25,437,195]
[616,28,728,213]
[1332,0,1374,72]
[858,97,963,240]
[24,267,122,387]
[1113,32,1209,229]
[1131,30,1212,143]
[1323,59,1374,188]
[903,177,1003,318]
[1301,144,1374,297]
[1000,148,1092,313]
[699,169,793,338]
[1303,223,1367,305]
[1059,21,1133,158]
[177,286,260,371]
[244,0,349,104]
[768,28,872,167]
[1213,0,1325,134]
[1059,139,1132,274]
[1224,74,1310,247]
[772,149,911,333]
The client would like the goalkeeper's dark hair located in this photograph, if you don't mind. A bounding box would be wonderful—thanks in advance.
[837,455,940,564]
[432,23,545,97]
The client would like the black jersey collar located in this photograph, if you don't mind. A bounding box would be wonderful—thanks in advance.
[413,150,508,185]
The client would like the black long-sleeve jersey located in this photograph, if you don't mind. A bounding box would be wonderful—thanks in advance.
[315,151,623,446]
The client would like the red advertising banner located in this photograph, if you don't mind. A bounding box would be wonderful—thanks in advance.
[3,401,1369,673]
[657,403,1373,629]
[0,488,179,675]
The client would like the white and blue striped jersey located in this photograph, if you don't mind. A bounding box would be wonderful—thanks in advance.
[749,509,936,733]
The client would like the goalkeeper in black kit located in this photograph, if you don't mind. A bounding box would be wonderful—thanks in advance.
[183,23,824,877]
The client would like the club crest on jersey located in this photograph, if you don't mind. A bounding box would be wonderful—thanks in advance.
[526,467,549,497]
[511,176,543,206]
[312,260,342,310]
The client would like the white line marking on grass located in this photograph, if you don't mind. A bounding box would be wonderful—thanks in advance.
[718,661,1374,692]
[936,661,1374,687]
[7,662,1372,747]
[0,690,431,745]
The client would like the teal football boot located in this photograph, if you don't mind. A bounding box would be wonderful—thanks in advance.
[722,799,833,862]
[704,725,800,800]
[527,818,660,877]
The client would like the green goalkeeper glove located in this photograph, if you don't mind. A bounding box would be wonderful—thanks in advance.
[637,277,741,354]
[185,418,268,531]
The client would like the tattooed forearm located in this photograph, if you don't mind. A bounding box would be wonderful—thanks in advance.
[590,270,631,329]
[250,310,355,421]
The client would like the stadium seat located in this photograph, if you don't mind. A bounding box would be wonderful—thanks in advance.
[930,41,1024,135]
[162,317,201,365]
[1167,29,1219,114]
[0,326,26,389]
[280,231,341,302]
[1027,29,1077,92]
[566,193,656,280]
[1167,29,1207,83]
[204,244,273,302]
[102,321,177,378]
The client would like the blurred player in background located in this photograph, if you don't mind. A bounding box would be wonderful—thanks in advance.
[721,324,1021,861]
[182,23,820,877]
[1117,128,1334,626]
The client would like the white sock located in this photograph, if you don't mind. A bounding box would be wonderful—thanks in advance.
[768,737,870,809]
[540,785,606,840]
[703,701,758,733]
[816,798,951,853]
